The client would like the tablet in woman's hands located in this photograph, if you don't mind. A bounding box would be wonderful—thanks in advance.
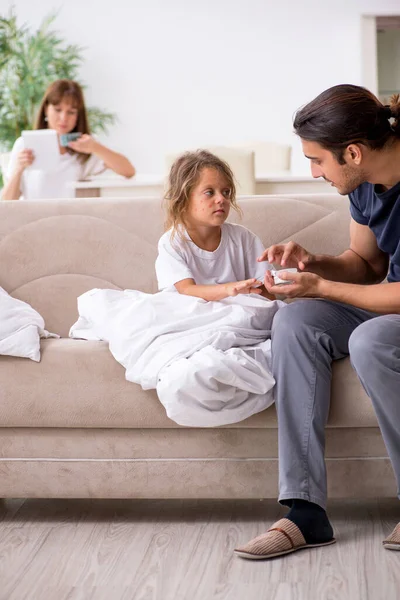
[22,129,59,170]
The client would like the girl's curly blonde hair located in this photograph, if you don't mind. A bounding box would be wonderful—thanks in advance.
[164,149,241,239]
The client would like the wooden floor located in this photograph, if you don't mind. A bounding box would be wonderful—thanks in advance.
[0,498,399,600]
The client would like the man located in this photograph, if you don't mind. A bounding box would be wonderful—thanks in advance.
[235,84,400,559]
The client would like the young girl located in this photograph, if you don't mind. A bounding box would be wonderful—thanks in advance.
[156,149,275,300]
[2,79,135,200]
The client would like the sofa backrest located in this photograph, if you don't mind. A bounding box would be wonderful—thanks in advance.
[0,194,350,337]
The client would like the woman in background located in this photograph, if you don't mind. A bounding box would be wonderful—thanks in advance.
[2,79,135,200]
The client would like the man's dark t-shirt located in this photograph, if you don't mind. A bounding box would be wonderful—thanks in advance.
[349,181,400,283]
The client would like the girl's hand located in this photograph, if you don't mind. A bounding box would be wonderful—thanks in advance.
[258,241,315,271]
[68,134,99,155]
[15,149,34,173]
[224,278,263,296]
[264,270,322,298]
[264,270,275,290]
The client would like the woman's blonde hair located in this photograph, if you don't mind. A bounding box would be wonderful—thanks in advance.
[35,79,91,164]
[164,149,241,238]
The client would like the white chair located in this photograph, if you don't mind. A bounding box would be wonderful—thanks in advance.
[235,141,292,174]
[165,146,256,195]
[0,152,12,185]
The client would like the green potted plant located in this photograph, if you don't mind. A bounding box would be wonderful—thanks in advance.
[0,8,116,187]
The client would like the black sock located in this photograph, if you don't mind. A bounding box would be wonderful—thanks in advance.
[283,499,334,544]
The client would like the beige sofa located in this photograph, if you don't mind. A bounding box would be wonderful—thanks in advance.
[0,194,396,499]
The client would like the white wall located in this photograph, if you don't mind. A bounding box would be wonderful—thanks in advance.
[7,0,400,174]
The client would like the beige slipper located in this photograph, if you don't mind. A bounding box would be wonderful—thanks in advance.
[234,517,336,560]
[383,523,400,551]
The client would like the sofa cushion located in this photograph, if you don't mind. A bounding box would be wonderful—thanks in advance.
[0,338,377,429]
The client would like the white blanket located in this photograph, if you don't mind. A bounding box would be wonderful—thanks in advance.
[70,289,283,426]
[0,286,57,362]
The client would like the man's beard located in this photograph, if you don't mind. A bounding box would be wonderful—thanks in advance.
[336,165,367,195]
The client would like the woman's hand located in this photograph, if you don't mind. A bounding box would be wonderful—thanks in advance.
[15,149,35,173]
[68,136,136,177]
[258,241,315,271]
[264,269,323,298]
[224,278,263,297]
[68,134,99,155]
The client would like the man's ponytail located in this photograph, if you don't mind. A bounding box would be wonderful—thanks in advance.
[388,94,400,135]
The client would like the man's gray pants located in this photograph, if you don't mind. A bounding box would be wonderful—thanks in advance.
[272,299,400,510]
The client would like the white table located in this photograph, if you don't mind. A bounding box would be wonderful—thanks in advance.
[72,174,164,198]
[255,173,334,195]
[71,172,335,198]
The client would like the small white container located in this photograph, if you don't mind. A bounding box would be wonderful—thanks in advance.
[271,268,298,285]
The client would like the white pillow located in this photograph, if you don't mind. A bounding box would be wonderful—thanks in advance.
[0,287,57,362]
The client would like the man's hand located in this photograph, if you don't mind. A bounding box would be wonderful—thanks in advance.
[264,270,323,298]
[224,278,263,297]
[258,241,315,271]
